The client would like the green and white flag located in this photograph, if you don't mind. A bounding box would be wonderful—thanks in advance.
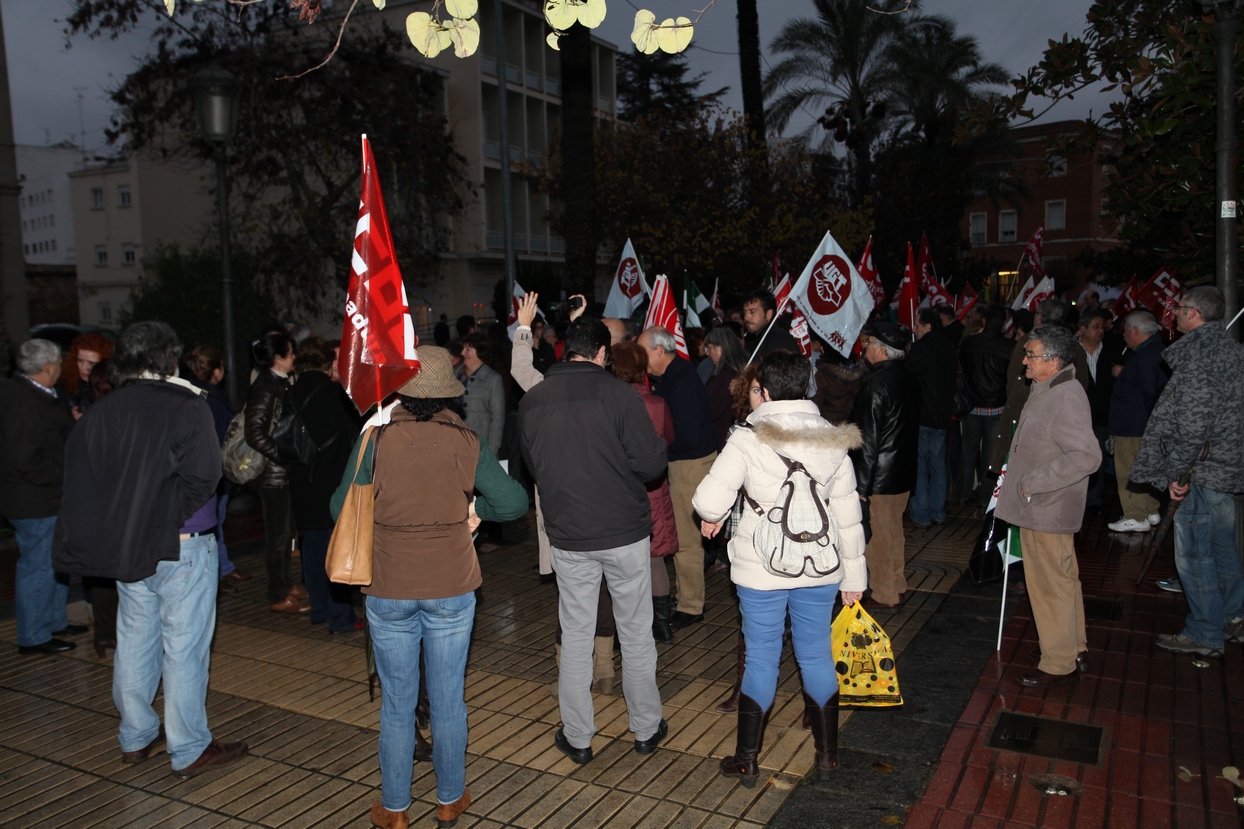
[986,463,1022,566]
[683,274,711,329]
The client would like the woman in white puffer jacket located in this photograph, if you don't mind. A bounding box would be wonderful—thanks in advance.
[692,350,866,787]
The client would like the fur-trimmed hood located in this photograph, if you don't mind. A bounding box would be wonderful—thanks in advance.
[745,400,863,485]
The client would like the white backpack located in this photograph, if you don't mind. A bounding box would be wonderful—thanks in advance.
[746,453,841,578]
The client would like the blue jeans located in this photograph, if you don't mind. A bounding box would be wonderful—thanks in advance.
[368,592,475,810]
[737,582,840,711]
[215,493,236,579]
[301,527,358,632]
[910,427,948,524]
[12,516,68,647]
[114,534,218,770]
[1173,484,1244,649]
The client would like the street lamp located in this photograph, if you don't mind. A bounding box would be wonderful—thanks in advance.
[1202,0,1240,338]
[191,67,242,405]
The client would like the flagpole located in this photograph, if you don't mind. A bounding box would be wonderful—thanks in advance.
[1227,305,1244,330]
[997,554,1010,652]
[744,309,782,368]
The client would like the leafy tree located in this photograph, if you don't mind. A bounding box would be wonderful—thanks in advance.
[616,50,727,122]
[67,0,470,318]
[964,0,1244,282]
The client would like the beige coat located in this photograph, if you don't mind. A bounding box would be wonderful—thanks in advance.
[995,365,1101,534]
[692,400,867,592]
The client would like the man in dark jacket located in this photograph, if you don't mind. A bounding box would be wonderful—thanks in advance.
[1079,309,1118,510]
[0,338,80,655]
[520,317,670,765]
[906,309,957,526]
[53,322,248,778]
[741,289,799,357]
[640,324,718,630]
[957,304,1013,506]
[850,322,920,611]
[1107,311,1169,534]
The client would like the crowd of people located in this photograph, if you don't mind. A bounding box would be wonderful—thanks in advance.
[1,279,1241,829]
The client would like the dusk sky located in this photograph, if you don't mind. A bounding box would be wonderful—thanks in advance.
[2,0,1110,153]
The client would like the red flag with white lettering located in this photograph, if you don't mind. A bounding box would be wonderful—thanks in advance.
[643,274,689,359]
[789,230,875,358]
[337,135,420,414]
[1023,222,1046,278]
[1112,275,1140,320]
[773,273,792,314]
[892,243,919,330]
[789,307,813,358]
[1133,266,1182,335]
[857,236,886,311]
[956,283,979,320]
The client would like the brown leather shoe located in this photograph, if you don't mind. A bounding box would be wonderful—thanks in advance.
[370,801,409,829]
[288,585,308,600]
[171,740,248,778]
[1027,647,1090,673]
[1017,669,1079,689]
[861,598,901,613]
[270,596,310,614]
[436,788,471,828]
[121,729,164,764]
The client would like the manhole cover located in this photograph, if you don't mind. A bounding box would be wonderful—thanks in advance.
[988,712,1106,765]
[1083,598,1123,621]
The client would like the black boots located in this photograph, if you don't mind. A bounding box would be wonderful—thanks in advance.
[715,632,745,714]
[719,693,769,787]
[802,690,839,772]
[652,595,674,644]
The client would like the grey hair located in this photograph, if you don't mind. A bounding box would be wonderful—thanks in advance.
[110,321,183,387]
[1027,324,1078,370]
[1123,310,1160,336]
[16,339,61,375]
[1183,285,1225,321]
[644,325,677,354]
[878,342,906,361]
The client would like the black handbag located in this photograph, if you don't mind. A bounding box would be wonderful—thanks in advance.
[968,508,1007,584]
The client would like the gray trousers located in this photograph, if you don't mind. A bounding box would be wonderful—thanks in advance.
[552,539,664,748]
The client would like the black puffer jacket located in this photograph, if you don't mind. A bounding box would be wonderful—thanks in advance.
[287,371,363,530]
[958,329,1013,408]
[850,359,920,496]
[244,368,290,489]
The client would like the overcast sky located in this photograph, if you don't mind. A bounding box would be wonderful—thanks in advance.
[2,0,1108,152]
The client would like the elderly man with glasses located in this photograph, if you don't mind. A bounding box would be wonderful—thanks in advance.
[994,324,1101,688]
[1130,285,1244,657]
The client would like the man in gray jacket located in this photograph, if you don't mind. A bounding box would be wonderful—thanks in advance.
[1131,286,1244,657]
[995,325,1100,689]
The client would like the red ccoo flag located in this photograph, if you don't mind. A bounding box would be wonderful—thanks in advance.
[857,235,886,311]
[643,274,689,359]
[1133,266,1182,335]
[893,243,919,329]
[337,135,421,414]
[1023,222,1046,278]
[1112,275,1140,320]
[956,283,979,320]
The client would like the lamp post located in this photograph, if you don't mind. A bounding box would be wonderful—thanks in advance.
[191,67,242,405]
[1203,0,1240,338]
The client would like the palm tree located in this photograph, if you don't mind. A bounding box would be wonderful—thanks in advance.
[763,0,909,206]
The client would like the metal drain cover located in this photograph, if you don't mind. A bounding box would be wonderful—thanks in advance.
[988,712,1106,765]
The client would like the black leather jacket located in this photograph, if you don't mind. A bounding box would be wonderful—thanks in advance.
[244,368,290,489]
[849,359,920,496]
[958,330,1013,408]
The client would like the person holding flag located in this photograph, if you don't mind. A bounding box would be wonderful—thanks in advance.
[741,289,799,358]
[994,325,1099,688]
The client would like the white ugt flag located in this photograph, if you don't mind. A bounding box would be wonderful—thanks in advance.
[603,238,649,318]
[789,230,874,358]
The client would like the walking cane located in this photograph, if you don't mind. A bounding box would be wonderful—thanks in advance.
[1135,443,1210,586]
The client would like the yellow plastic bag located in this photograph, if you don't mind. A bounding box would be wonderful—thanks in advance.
[832,603,902,707]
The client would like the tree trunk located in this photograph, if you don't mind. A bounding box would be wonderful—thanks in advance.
[736,0,766,150]
[559,25,597,296]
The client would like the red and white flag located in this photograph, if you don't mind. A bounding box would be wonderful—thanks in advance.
[892,242,919,330]
[857,236,886,311]
[1112,275,1140,320]
[337,135,421,414]
[603,238,648,318]
[789,230,875,358]
[915,233,953,307]
[710,277,723,319]
[770,252,782,293]
[956,283,979,320]
[789,307,813,358]
[1024,275,1056,310]
[506,281,544,338]
[773,273,793,314]
[1134,266,1182,334]
[1010,274,1036,312]
[643,274,689,359]
[1023,222,1045,278]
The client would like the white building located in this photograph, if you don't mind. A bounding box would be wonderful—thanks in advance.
[16,142,84,267]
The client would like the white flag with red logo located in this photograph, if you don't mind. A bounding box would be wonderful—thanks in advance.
[1010,274,1036,311]
[337,135,421,414]
[857,235,886,310]
[1023,222,1045,278]
[1134,266,1182,334]
[1024,275,1056,310]
[604,238,648,318]
[643,274,689,359]
[789,230,874,358]
[506,281,544,338]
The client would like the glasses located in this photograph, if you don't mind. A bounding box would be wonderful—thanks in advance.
[1176,305,1198,313]
[1022,350,1057,361]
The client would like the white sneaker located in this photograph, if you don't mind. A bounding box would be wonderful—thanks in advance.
[1108,518,1151,533]
[1148,513,1161,525]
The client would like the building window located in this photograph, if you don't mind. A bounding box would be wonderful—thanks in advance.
[969,212,987,246]
[1048,154,1067,178]
[999,210,1017,243]
[122,244,136,265]
[90,188,104,210]
[118,185,131,207]
[51,240,56,252]
[99,302,112,324]
[1046,200,1066,231]
[95,245,108,266]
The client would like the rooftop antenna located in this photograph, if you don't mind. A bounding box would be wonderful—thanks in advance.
[74,87,87,155]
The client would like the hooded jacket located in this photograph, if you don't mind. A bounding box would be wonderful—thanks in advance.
[1130,320,1244,493]
[692,400,867,592]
